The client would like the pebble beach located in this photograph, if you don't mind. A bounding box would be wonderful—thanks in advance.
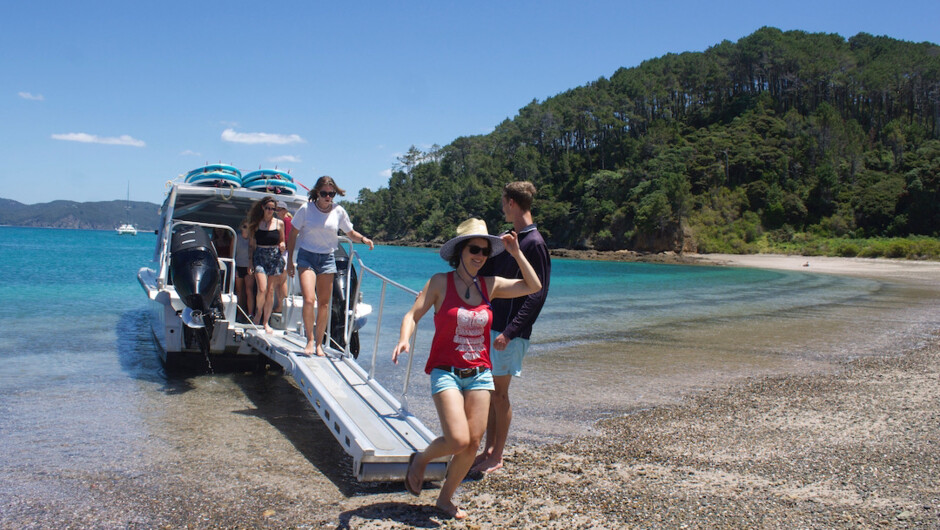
[3,253,939,529]
[339,254,940,529]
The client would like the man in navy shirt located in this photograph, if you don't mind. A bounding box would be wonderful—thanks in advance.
[472,181,551,475]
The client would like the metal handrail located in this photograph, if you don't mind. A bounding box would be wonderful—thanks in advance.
[166,220,238,296]
[350,255,422,407]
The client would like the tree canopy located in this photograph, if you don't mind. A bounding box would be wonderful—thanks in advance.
[346,28,940,253]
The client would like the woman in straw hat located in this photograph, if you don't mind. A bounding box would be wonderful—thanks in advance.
[392,218,542,520]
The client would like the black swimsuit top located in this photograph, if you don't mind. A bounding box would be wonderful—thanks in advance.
[254,227,280,246]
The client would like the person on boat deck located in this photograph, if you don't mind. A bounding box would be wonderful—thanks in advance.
[276,200,293,311]
[210,226,235,298]
[286,176,373,356]
[234,220,254,323]
[247,196,286,333]
[471,181,551,477]
[392,218,542,521]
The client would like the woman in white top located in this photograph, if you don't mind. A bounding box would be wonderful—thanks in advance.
[287,176,374,356]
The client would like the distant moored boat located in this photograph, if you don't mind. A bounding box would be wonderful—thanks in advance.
[116,182,137,235]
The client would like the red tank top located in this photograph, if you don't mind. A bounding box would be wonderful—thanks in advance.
[425,272,493,374]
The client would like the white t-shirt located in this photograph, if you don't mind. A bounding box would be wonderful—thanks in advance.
[291,202,354,254]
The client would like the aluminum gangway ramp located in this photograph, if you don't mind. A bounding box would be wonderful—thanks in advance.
[245,330,448,482]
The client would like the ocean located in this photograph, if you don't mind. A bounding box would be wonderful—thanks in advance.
[1,226,938,513]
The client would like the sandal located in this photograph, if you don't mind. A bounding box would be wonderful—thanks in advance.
[404,452,422,496]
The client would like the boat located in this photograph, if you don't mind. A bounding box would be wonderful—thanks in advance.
[137,178,448,482]
[139,182,317,363]
[116,182,138,235]
[185,164,242,188]
[242,169,297,195]
[116,223,138,236]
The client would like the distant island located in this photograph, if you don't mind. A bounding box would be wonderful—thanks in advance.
[0,197,162,231]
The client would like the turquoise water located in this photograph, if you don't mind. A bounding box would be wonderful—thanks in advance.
[3,225,938,510]
[0,225,893,398]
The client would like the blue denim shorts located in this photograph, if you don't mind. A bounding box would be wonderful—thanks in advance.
[296,248,337,274]
[490,330,529,377]
[253,246,285,276]
[430,367,495,395]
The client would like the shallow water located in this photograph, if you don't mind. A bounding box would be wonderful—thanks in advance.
[0,226,937,509]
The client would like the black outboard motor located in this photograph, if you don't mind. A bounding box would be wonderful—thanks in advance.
[170,224,223,356]
[331,246,361,358]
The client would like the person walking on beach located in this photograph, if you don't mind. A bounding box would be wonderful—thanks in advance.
[286,176,373,356]
[471,181,551,476]
[393,218,542,520]
[247,196,286,333]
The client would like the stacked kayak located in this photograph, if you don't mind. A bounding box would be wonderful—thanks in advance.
[242,169,297,195]
[185,164,242,187]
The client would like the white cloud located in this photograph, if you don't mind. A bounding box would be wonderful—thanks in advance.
[180,150,201,156]
[51,132,145,147]
[268,155,301,163]
[221,128,305,145]
[18,91,44,101]
[380,168,392,178]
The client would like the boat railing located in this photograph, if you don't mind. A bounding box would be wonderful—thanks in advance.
[347,247,423,410]
[165,220,238,297]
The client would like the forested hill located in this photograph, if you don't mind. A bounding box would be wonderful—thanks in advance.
[0,198,161,231]
[346,27,940,255]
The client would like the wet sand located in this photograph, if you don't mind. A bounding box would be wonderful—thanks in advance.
[3,254,939,528]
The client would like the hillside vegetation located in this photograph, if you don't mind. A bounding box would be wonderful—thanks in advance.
[0,198,160,231]
[346,27,940,259]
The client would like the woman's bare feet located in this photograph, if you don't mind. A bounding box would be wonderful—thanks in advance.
[470,455,503,475]
[435,501,467,520]
[304,341,316,356]
[315,345,326,357]
[264,324,274,334]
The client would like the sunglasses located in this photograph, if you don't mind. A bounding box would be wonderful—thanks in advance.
[263,206,276,211]
[318,190,336,198]
[466,244,491,256]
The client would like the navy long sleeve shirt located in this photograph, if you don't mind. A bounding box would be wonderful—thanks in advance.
[480,224,551,340]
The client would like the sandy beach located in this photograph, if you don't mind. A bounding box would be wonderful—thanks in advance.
[333,254,940,529]
[4,254,939,529]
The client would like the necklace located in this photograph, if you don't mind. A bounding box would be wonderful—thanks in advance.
[315,200,331,213]
[455,269,477,300]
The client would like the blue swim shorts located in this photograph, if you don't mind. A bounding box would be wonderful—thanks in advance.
[296,248,337,274]
[489,330,529,377]
[430,367,495,395]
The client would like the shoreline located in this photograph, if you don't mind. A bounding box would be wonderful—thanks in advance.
[338,340,940,528]
[5,252,939,528]
[335,253,940,528]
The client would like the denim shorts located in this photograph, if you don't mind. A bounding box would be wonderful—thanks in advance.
[296,248,337,274]
[490,330,529,377]
[430,367,495,395]
[253,246,285,276]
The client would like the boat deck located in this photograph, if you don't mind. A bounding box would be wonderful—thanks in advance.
[244,329,447,482]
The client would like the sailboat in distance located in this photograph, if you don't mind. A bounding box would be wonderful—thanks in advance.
[116,182,138,235]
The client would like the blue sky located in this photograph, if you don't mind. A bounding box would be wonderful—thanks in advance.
[2,1,937,205]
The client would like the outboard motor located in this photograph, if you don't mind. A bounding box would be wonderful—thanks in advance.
[170,224,223,356]
[331,246,361,358]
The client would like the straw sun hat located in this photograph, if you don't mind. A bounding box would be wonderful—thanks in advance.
[439,218,505,261]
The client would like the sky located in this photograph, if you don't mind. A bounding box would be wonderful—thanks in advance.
[2,1,937,206]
